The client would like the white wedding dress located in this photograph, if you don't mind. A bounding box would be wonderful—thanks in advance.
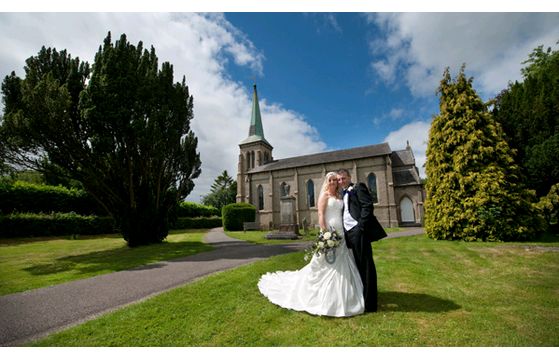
[258,197,365,317]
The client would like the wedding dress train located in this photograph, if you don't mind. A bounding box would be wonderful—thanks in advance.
[258,197,364,317]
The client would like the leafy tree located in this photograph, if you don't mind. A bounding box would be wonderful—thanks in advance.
[201,170,237,211]
[492,43,559,196]
[425,66,541,242]
[537,183,559,231]
[0,32,201,246]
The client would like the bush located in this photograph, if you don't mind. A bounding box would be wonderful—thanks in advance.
[221,203,256,231]
[0,181,106,215]
[0,212,116,238]
[175,202,220,217]
[171,216,222,230]
[537,183,559,230]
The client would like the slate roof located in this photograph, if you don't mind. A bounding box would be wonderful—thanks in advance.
[391,148,416,167]
[393,168,421,186]
[247,142,392,174]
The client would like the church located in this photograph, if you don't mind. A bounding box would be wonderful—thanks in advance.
[236,85,425,230]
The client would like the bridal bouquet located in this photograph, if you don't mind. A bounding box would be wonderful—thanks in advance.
[304,227,342,263]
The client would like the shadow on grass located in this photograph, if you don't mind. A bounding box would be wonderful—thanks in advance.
[23,241,213,276]
[379,291,461,313]
[0,233,122,247]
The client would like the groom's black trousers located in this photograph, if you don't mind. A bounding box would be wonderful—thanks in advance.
[346,227,378,312]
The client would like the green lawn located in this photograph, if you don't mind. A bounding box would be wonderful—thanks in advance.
[225,227,404,245]
[0,229,213,296]
[30,234,559,346]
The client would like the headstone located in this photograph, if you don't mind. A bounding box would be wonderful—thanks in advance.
[266,194,300,239]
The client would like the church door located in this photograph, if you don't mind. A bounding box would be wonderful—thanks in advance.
[400,197,415,223]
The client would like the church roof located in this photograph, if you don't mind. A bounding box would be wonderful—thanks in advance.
[393,168,421,186]
[239,84,272,148]
[391,148,416,167]
[247,142,392,173]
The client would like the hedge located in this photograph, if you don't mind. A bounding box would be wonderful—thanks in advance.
[0,212,116,238]
[175,202,220,217]
[171,216,222,230]
[0,181,106,216]
[222,203,256,231]
[0,213,223,238]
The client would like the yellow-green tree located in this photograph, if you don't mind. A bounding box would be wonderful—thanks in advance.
[425,66,541,242]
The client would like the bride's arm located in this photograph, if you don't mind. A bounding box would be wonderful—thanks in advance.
[317,193,328,231]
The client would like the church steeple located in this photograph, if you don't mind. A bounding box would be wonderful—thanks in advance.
[240,84,272,148]
[237,83,274,203]
[249,84,264,138]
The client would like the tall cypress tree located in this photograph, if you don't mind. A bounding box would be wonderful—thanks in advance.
[425,66,540,242]
[1,33,201,247]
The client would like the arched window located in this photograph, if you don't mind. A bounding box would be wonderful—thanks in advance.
[264,152,269,164]
[257,185,264,210]
[246,152,251,170]
[367,173,378,203]
[307,180,315,208]
[251,151,255,169]
[400,196,415,222]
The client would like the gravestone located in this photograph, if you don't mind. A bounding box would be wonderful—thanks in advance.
[278,195,299,234]
[265,190,299,240]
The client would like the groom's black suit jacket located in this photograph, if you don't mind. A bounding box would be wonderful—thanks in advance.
[344,182,387,247]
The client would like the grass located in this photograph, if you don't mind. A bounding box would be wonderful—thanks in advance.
[0,229,213,296]
[30,233,559,346]
[225,227,404,245]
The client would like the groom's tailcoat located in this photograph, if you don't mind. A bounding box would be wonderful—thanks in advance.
[343,182,387,312]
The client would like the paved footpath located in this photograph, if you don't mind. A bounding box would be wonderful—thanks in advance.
[0,227,424,346]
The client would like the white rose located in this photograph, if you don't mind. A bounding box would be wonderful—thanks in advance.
[327,240,335,247]
[323,232,332,240]
[317,242,325,249]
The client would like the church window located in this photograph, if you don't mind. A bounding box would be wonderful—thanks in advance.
[307,180,315,208]
[246,152,251,170]
[367,173,378,203]
[257,185,264,210]
[251,151,255,168]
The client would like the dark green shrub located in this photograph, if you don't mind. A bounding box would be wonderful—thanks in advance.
[0,212,116,238]
[171,216,222,229]
[176,202,220,217]
[0,181,106,215]
[221,203,256,231]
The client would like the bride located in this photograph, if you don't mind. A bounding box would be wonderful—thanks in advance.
[258,172,365,317]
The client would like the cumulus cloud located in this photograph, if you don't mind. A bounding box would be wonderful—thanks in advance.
[372,107,406,127]
[384,121,430,179]
[0,13,326,202]
[367,13,559,98]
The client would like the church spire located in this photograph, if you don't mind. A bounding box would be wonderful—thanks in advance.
[240,83,272,148]
[249,84,265,138]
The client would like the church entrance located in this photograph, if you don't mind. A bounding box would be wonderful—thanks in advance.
[400,197,415,223]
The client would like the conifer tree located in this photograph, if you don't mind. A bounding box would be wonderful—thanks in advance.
[0,33,201,247]
[201,170,237,211]
[425,66,540,242]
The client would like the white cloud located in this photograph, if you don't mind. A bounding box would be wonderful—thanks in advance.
[372,107,406,127]
[367,13,559,99]
[384,121,430,179]
[0,13,325,202]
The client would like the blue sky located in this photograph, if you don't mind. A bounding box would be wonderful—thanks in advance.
[0,8,558,202]
[225,13,436,150]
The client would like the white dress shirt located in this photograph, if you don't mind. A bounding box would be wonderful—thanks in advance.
[343,190,358,231]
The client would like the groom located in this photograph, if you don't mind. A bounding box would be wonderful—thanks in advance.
[338,168,387,312]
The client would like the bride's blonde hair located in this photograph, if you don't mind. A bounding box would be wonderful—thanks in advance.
[319,171,340,198]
